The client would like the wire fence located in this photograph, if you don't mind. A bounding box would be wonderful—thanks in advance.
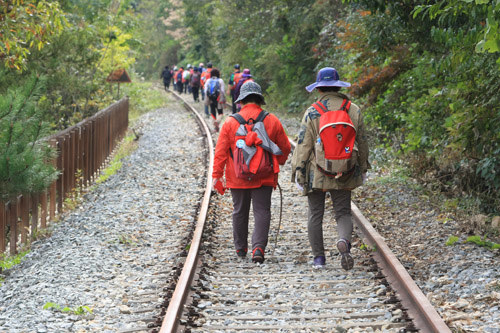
[0,98,129,257]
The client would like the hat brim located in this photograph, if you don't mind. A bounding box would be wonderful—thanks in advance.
[235,92,266,105]
[305,80,351,93]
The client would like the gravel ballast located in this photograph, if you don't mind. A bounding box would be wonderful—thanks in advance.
[0,102,207,332]
[0,94,498,332]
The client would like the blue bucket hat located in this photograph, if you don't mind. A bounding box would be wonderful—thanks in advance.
[305,67,350,92]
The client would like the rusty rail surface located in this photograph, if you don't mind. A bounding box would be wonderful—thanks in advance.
[0,98,129,257]
[351,203,451,333]
[159,90,214,333]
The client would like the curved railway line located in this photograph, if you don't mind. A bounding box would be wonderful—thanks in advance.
[129,89,451,333]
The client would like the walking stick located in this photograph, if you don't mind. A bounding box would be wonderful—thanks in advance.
[272,182,283,256]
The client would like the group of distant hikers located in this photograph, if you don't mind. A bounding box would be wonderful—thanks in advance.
[161,63,255,131]
[161,64,370,270]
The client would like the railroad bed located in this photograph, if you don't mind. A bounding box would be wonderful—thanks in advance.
[161,91,449,332]
[181,172,411,332]
[2,88,495,333]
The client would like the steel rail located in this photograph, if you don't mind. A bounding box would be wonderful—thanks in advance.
[158,93,450,332]
[288,138,450,333]
[159,91,215,333]
[351,203,451,333]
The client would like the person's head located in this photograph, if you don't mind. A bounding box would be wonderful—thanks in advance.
[193,67,199,73]
[241,68,251,78]
[235,81,266,106]
[211,68,220,78]
[207,63,213,68]
[165,65,169,69]
[199,62,204,68]
[180,66,184,70]
[234,64,240,71]
[305,67,350,93]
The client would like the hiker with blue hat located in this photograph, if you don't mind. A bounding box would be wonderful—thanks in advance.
[291,67,371,270]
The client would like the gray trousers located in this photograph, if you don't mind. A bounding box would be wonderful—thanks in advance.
[230,186,273,251]
[307,189,353,257]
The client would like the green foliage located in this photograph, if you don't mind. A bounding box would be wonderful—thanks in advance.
[465,235,500,249]
[96,133,137,184]
[43,302,93,315]
[0,0,174,201]
[359,243,376,252]
[0,249,30,270]
[445,236,459,246]
[0,0,67,71]
[179,0,342,110]
[96,160,123,184]
[0,75,58,200]
[131,0,180,77]
[121,82,167,121]
[337,1,500,213]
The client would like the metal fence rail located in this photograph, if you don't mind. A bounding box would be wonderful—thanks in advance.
[0,98,129,257]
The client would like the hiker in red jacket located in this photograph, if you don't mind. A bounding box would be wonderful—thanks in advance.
[212,81,291,263]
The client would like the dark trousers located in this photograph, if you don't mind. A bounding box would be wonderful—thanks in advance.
[307,189,353,257]
[230,186,273,251]
[192,87,199,102]
[163,79,171,90]
[209,101,222,119]
[231,90,237,114]
[177,82,183,94]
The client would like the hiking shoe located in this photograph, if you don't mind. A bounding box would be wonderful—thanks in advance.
[337,239,354,271]
[252,247,265,263]
[313,255,326,268]
[236,248,248,258]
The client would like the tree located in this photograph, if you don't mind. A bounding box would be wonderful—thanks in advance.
[0,75,58,200]
[0,0,66,71]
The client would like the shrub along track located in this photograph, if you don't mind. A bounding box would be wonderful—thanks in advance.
[155,91,449,332]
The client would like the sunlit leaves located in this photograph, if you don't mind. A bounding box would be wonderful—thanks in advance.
[0,0,68,71]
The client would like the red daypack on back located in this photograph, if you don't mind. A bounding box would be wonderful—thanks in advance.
[312,99,357,176]
[230,111,279,180]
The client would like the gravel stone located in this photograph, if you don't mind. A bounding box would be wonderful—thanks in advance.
[0,102,206,332]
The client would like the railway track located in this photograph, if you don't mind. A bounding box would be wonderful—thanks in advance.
[152,90,450,332]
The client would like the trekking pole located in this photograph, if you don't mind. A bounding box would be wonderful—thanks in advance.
[272,182,283,256]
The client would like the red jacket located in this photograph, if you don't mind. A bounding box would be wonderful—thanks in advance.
[213,103,291,189]
[201,68,212,88]
[174,69,183,83]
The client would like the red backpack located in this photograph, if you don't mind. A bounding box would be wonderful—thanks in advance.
[230,111,281,180]
[312,99,358,176]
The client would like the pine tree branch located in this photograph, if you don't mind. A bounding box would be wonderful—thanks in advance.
[0,91,15,121]
[27,121,43,153]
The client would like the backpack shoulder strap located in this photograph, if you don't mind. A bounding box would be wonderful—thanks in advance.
[230,113,246,124]
[230,110,268,125]
[255,110,269,123]
[339,99,351,112]
[312,101,328,115]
